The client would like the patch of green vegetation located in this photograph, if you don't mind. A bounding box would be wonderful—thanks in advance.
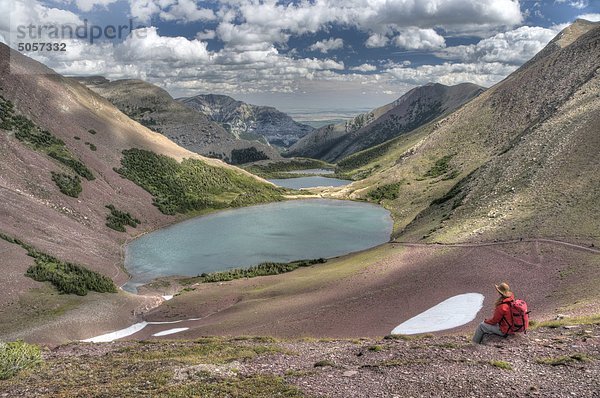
[51,172,82,198]
[114,148,283,215]
[383,334,434,341]
[531,315,600,329]
[179,259,326,285]
[88,129,97,135]
[120,338,282,364]
[490,360,512,370]
[85,142,97,151]
[0,232,117,296]
[105,204,140,232]
[245,158,334,179]
[47,151,94,180]
[367,345,384,352]
[313,359,335,368]
[424,154,455,179]
[168,375,305,398]
[367,182,403,202]
[230,147,269,165]
[536,353,589,366]
[0,95,94,182]
[336,139,395,173]
[0,338,302,397]
[0,341,42,380]
[284,369,316,378]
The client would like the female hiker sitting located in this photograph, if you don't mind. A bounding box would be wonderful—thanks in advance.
[472,282,514,344]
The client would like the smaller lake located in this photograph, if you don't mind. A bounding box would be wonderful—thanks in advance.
[268,176,351,189]
[284,169,335,175]
[125,199,392,290]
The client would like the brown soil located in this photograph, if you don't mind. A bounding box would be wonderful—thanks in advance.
[127,240,600,341]
[1,324,598,397]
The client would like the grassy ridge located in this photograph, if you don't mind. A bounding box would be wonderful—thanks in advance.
[0,233,117,296]
[245,158,335,179]
[115,148,284,215]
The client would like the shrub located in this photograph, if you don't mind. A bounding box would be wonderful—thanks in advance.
[47,151,94,180]
[230,147,269,165]
[0,341,42,380]
[51,172,82,198]
[536,354,589,366]
[0,96,94,182]
[313,360,335,368]
[490,360,512,370]
[367,182,402,202]
[180,259,326,285]
[105,204,140,232]
[88,129,97,135]
[115,148,282,215]
[85,142,97,151]
[0,233,117,295]
[424,154,455,178]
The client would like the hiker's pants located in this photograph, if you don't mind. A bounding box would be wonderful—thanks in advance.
[472,322,503,344]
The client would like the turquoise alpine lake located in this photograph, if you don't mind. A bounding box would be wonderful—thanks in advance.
[124,199,392,290]
[268,176,351,189]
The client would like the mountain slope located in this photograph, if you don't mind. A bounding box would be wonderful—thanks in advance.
[178,94,314,148]
[0,43,282,341]
[287,82,483,162]
[335,20,600,244]
[75,79,281,164]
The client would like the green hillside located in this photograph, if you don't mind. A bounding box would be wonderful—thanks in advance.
[337,21,600,244]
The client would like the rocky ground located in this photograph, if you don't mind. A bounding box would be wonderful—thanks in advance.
[1,321,598,397]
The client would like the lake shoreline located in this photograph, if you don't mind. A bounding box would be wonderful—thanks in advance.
[124,198,393,290]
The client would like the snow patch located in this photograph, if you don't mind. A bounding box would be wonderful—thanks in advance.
[82,322,149,343]
[82,317,204,342]
[162,295,174,301]
[391,293,484,335]
[152,328,189,337]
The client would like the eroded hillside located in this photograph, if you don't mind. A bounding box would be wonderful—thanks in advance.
[0,44,283,342]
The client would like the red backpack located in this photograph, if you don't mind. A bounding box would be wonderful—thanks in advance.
[507,299,530,334]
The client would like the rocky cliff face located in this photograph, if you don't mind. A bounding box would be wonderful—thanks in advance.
[75,79,281,164]
[287,82,483,162]
[178,94,314,148]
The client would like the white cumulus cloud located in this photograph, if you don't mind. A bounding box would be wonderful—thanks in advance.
[308,38,344,53]
[117,27,210,62]
[393,28,446,50]
[436,26,560,64]
[350,63,377,72]
[365,33,389,48]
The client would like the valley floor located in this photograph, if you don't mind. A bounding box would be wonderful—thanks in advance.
[2,239,599,345]
[135,239,600,340]
[1,323,598,397]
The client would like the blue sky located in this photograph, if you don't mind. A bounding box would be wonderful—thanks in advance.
[2,0,599,116]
